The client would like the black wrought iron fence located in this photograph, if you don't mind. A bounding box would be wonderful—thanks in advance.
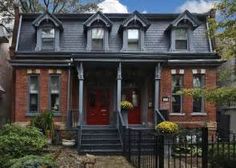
[125,127,236,168]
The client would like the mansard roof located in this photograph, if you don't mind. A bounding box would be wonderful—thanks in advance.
[166,10,201,31]
[32,11,63,30]
[83,11,113,31]
[119,11,151,31]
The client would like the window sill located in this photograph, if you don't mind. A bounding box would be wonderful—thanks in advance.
[191,112,207,116]
[169,113,185,116]
[26,113,40,117]
[53,113,61,117]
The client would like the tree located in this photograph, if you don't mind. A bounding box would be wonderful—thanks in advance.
[0,0,100,25]
[182,0,236,105]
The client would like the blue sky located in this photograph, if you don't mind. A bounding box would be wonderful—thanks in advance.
[97,0,215,14]
[120,0,187,13]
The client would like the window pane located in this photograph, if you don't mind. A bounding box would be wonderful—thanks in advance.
[92,39,103,50]
[176,40,187,50]
[172,75,183,93]
[42,28,55,38]
[51,76,59,93]
[176,29,187,39]
[172,95,181,113]
[51,94,59,111]
[29,76,38,93]
[128,42,139,50]
[92,28,104,39]
[42,38,54,50]
[29,94,38,113]
[128,29,139,40]
[193,97,202,112]
[193,75,204,88]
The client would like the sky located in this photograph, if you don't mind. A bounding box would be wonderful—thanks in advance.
[97,0,216,13]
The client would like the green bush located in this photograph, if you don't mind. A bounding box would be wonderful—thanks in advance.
[0,124,47,167]
[7,155,57,168]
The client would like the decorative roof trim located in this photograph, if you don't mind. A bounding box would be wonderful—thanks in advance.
[83,11,113,31]
[32,11,63,31]
[119,11,151,32]
[166,10,201,31]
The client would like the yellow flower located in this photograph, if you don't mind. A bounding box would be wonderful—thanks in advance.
[155,121,179,134]
[121,101,134,110]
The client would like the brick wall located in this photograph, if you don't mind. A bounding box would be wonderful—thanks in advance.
[14,68,68,123]
[160,67,217,130]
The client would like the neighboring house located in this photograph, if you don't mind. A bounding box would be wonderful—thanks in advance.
[0,24,12,126]
[10,8,223,152]
[218,57,236,135]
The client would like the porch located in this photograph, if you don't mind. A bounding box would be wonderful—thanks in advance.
[64,61,167,153]
[67,61,165,128]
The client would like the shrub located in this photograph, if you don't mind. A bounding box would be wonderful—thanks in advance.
[0,124,47,167]
[155,121,179,134]
[8,155,57,168]
[30,110,54,134]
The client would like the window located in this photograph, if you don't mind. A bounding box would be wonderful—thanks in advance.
[49,75,60,113]
[29,76,39,113]
[193,74,204,112]
[92,28,104,50]
[172,75,183,113]
[42,28,55,50]
[175,28,188,50]
[128,29,139,50]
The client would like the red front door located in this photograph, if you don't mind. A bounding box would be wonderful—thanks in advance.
[123,89,141,124]
[87,88,110,125]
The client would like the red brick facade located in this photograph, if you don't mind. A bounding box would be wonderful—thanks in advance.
[13,66,217,132]
[160,67,217,131]
[14,68,68,124]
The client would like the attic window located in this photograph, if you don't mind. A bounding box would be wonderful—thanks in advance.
[41,27,55,50]
[175,28,188,50]
[128,29,139,50]
[92,28,104,50]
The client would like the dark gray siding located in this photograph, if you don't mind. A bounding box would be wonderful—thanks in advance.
[18,16,210,53]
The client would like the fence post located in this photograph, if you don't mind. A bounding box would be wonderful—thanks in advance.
[138,131,141,168]
[202,127,208,168]
[128,129,131,161]
[159,135,164,168]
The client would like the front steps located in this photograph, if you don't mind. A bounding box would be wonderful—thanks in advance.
[79,126,123,154]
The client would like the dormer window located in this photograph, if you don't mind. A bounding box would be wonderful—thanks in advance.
[32,12,63,51]
[128,29,139,50]
[119,11,150,51]
[84,11,113,51]
[92,28,104,50]
[166,10,201,52]
[175,28,188,50]
[42,27,55,50]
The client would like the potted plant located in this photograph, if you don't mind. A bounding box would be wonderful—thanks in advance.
[120,101,133,127]
[31,110,55,144]
[61,131,76,147]
[155,121,179,157]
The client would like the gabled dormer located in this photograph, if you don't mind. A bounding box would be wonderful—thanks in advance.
[166,10,201,52]
[119,11,150,51]
[33,11,63,51]
[84,11,113,51]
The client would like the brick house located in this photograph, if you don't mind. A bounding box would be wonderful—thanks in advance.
[10,9,222,140]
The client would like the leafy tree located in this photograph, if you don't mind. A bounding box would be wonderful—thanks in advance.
[0,0,100,25]
[182,0,236,104]
[209,0,236,59]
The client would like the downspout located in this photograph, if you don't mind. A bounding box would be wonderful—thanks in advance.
[66,59,72,128]
[206,18,213,52]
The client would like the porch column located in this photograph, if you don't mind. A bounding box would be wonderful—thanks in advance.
[117,62,122,124]
[77,62,84,126]
[154,63,161,125]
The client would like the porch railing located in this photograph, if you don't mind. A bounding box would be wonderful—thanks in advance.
[155,109,167,124]
[117,110,126,151]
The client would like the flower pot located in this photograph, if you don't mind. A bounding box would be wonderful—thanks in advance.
[121,109,128,128]
[164,134,174,158]
[62,139,76,147]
